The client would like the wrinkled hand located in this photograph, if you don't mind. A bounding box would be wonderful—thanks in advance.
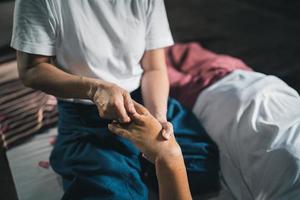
[88,82,136,123]
[108,101,181,163]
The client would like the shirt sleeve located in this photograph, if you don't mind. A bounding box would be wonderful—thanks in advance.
[145,0,174,51]
[10,0,57,56]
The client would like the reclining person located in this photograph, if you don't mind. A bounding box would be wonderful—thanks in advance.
[191,69,300,199]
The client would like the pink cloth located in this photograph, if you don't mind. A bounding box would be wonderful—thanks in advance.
[166,42,252,109]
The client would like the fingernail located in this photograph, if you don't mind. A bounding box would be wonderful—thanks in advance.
[163,132,171,140]
[108,124,113,130]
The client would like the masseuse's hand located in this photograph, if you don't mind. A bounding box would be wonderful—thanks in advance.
[108,101,182,163]
[88,82,136,123]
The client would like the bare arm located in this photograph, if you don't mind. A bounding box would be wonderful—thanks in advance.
[141,48,169,121]
[17,51,135,122]
[141,48,174,139]
[156,155,192,200]
[108,102,192,200]
[17,51,97,99]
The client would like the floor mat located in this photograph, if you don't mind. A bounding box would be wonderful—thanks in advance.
[6,128,63,200]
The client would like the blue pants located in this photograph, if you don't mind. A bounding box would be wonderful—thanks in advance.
[50,88,219,200]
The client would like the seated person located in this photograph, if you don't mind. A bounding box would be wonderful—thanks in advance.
[12,1,220,199]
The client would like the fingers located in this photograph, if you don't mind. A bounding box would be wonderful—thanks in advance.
[108,123,132,140]
[160,121,173,140]
[130,112,146,125]
[133,100,149,115]
[123,92,136,114]
[113,99,131,123]
[93,83,148,123]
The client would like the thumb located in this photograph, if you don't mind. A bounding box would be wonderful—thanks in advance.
[161,122,173,140]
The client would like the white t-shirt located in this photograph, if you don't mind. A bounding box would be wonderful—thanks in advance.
[11,0,174,102]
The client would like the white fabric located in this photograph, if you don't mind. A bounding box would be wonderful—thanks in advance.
[6,128,64,200]
[11,0,174,103]
[193,70,300,200]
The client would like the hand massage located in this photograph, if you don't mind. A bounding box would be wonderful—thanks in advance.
[1,0,299,199]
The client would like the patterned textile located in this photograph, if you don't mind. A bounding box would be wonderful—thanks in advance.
[0,61,57,149]
[166,42,252,109]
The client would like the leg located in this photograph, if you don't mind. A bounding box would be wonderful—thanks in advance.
[50,99,148,200]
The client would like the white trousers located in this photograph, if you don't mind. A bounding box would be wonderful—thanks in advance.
[193,70,300,200]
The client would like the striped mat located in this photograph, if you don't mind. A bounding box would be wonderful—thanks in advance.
[0,79,58,149]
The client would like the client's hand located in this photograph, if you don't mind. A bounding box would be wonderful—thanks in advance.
[108,101,181,163]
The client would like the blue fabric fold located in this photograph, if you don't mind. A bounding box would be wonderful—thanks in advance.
[50,88,219,200]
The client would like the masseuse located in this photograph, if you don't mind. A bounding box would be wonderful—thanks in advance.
[11,0,219,199]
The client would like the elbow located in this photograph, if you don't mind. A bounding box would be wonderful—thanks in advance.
[18,68,36,88]
[20,74,33,88]
[22,78,34,88]
[16,51,50,89]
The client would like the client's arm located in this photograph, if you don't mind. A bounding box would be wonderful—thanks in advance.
[108,102,192,200]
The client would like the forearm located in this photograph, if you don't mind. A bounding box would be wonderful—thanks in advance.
[156,155,192,200]
[141,69,169,120]
[20,62,105,99]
